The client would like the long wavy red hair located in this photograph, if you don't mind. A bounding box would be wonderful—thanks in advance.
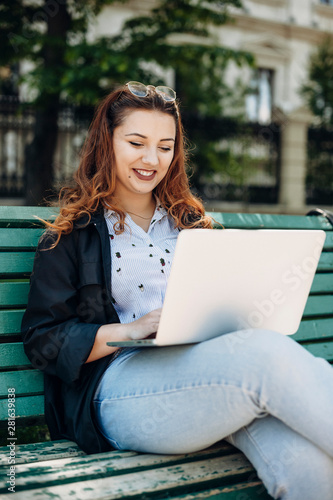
[44,83,213,245]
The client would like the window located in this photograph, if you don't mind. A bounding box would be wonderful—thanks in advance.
[246,69,274,124]
[320,0,333,5]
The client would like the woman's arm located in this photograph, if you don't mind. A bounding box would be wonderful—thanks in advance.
[86,308,162,363]
[22,230,104,384]
[22,228,162,376]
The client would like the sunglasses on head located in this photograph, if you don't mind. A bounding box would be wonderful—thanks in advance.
[126,81,176,103]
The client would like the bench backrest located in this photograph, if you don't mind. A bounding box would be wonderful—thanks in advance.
[1,207,332,425]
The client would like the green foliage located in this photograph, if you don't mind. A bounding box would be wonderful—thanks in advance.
[1,0,252,107]
[307,155,333,189]
[0,0,254,192]
[301,35,333,127]
[0,1,38,65]
[307,127,333,191]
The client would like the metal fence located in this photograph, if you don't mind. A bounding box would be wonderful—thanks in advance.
[195,121,280,204]
[0,96,33,197]
[307,126,333,206]
[0,96,282,204]
[0,96,93,198]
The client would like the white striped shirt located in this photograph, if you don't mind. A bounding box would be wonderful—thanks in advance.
[104,202,180,324]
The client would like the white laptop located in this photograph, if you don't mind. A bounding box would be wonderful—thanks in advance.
[107,228,326,347]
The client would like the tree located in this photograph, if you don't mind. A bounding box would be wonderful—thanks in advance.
[1,0,117,204]
[301,35,333,127]
[0,0,252,204]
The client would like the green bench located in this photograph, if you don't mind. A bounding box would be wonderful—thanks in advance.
[0,205,332,499]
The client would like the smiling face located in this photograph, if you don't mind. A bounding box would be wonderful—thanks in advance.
[112,109,176,203]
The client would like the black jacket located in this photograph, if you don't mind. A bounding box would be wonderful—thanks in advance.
[21,209,120,454]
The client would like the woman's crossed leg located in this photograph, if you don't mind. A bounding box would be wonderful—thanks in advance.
[93,329,333,499]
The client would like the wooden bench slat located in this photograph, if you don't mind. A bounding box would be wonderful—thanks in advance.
[0,252,35,276]
[1,454,249,495]
[303,295,333,317]
[169,482,271,500]
[310,273,333,293]
[0,370,43,398]
[0,440,232,468]
[0,343,30,368]
[0,441,235,483]
[0,206,56,227]
[293,318,333,341]
[0,394,44,421]
[1,225,332,251]
[208,212,333,231]
[0,228,44,250]
[0,480,270,500]
[0,454,254,499]
[0,282,29,307]
[312,272,333,293]
[0,309,24,335]
[323,231,333,249]
[1,208,330,231]
[302,340,333,361]
[318,251,333,271]
[0,441,127,466]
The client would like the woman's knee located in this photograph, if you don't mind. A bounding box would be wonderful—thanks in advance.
[218,328,296,372]
[220,328,287,353]
[194,329,296,387]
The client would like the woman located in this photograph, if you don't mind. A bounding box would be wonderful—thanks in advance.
[22,82,333,500]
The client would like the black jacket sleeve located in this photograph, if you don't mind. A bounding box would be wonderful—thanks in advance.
[21,229,103,384]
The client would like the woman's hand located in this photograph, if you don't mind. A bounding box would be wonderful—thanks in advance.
[125,308,162,340]
[85,308,162,363]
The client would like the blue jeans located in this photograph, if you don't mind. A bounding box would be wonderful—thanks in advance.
[93,329,333,500]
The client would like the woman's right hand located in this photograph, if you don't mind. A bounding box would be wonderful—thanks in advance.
[125,308,162,340]
[86,308,162,363]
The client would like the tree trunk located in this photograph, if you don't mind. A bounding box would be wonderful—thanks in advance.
[25,102,60,205]
[25,1,71,206]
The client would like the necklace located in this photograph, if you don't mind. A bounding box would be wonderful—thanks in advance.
[126,210,154,220]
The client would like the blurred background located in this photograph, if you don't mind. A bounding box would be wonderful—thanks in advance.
[0,0,332,214]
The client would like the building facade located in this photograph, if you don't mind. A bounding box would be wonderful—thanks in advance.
[1,0,332,213]
[216,0,333,213]
[60,0,333,213]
